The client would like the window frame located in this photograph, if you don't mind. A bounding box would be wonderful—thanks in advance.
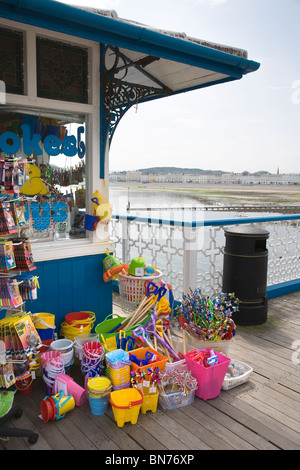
[0,18,113,261]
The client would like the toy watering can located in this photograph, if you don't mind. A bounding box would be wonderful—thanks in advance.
[103,251,129,282]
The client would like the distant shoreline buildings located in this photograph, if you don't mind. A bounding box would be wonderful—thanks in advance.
[109,169,300,185]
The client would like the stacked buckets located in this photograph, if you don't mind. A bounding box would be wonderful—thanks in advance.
[105,350,131,390]
[81,341,104,381]
[87,377,112,415]
[41,351,64,395]
[50,339,74,371]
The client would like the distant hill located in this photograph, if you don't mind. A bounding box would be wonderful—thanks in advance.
[137,167,228,175]
[110,167,272,175]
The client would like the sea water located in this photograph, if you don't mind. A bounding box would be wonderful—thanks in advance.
[109,186,293,287]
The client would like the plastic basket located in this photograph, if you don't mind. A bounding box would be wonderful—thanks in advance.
[184,349,231,401]
[221,360,253,390]
[158,388,195,410]
[129,347,168,378]
[164,358,187,373]
[109,388,143,427]
[118,270,163,312]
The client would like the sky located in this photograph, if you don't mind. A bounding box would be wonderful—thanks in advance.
[58,0,300,174]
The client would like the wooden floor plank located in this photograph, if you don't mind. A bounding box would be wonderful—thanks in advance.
[2,290,300,450]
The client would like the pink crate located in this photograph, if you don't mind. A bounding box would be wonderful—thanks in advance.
[184,349,231,401]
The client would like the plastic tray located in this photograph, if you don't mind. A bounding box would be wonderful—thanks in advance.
[221,360,253,390]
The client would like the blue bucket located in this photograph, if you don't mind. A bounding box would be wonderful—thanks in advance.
[88,395,109,415]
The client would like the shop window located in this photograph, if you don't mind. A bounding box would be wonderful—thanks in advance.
[0,27,24,95]
[0,110,87,243]
[36,37,88,103]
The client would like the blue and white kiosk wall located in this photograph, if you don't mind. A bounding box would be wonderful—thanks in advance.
[0,0,260,331]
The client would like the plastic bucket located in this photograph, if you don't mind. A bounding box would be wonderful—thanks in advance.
[87,377,112,397]
[74,334,99,362]
[184,349,231,401]
[88,395,109,415]
[81,341,104,378]
[87,377,111,415]
[16,373,33,396]
[53,391,75,417]
[50,339,73,354]
[32,313,55,341]
[41,351,64,395]
[109,388,143,427]
[109,366,131,387]
[141,392,159,414]
[95,314,126,340]
[40,396,57,422]
[61,312,95,355]
[40,391,75,422]
[65,311,94,328]
[50,339,74,370]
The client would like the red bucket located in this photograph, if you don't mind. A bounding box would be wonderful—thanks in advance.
[16,373,33,396]
[40,396,57,422]
[65,312,92,328]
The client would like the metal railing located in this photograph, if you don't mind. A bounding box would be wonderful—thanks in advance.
[110,213,300,300]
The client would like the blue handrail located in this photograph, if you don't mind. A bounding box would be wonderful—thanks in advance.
[112,213,300,227]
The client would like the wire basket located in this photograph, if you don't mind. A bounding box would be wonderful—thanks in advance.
[118,269,163,313]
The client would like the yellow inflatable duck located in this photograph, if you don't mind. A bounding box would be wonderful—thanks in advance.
[20,164,48,196]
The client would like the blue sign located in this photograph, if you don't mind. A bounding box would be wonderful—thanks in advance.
[0,124,85,158]
[24,201,68,231]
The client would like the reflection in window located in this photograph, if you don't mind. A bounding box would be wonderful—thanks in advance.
[0,111,87,242]
[36,37,88,103]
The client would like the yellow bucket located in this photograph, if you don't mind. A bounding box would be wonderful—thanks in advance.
[32,313,55,342]
[53,391,75,418]
[32,312,55,330]
[61,311,95,364]
[87,377,112,398]
[109,388,143,427]
[109,366,131,386]
[141,391,159,414]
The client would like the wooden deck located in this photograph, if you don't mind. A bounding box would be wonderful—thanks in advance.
[2,291,300,451]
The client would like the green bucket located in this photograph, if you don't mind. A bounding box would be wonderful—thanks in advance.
[95,312,152,343]
[95,314,126,340]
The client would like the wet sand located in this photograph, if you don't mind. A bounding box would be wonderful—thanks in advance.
[110,181,300,205]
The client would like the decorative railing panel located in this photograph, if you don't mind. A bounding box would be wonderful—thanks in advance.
[110,214,300,300]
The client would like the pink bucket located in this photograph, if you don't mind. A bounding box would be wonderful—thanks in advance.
[53,373,87,406]
[185,349,231,400]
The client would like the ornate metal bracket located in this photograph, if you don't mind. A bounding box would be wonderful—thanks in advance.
[99,44,172,177]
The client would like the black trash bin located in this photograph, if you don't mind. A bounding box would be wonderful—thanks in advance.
[222,225,269,326]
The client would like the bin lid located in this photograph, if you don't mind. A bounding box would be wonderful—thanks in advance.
[224,225,269,237]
